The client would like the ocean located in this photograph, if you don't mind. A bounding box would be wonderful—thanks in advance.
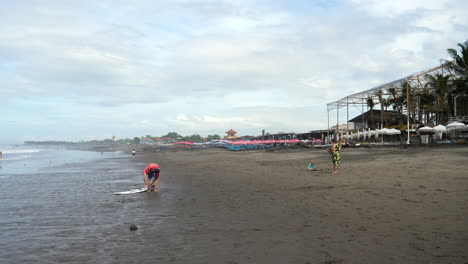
[0,144,167,263]
[0,145,108,175]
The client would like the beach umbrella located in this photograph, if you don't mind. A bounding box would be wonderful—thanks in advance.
[446,122,465,130]
[433,124,447,140]
[388,128,401,135]
[175,141,192,144]
[379,128,391,135]
[313,139,324,144]
[433,125,447,132]
[418,126,434,133]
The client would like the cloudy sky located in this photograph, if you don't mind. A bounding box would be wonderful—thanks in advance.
[1,0,467,143]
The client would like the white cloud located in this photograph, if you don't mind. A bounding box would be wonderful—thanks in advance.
[0,0,467,142]
[349,0,452,18]
[175,114,190,121]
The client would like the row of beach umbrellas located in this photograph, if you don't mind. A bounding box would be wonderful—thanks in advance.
[418,122,468,133]
[229,139,301,145]
[342,128,402,140]
[159,124,466,146]
[168,139,302,146]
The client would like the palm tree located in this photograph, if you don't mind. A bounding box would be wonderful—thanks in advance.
[376,90,385,128]
[419,91,436,123]
[447,41,468,116]
[426,73,450,123]
[387,87,404,124]
[400,81,415,125]
[447,41,468,78]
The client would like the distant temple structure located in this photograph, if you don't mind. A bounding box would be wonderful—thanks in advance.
[225,129,238,140]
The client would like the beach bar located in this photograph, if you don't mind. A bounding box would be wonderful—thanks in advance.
[326,61,468,145]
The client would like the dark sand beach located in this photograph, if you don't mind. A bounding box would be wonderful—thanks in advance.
[1,146,467,263]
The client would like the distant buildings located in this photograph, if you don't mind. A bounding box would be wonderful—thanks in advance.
[225,129,237,140]
[329,123,355,133]
[140,138,156,145]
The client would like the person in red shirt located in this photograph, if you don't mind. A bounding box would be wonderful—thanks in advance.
[143,163,160,192]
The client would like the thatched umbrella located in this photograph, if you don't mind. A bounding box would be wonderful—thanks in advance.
[388,128,401,135]
[418,126,434,144]
[433,125,447,140]
[446,122,465,130]
[418,126,434,134]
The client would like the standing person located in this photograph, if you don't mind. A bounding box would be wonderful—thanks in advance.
[132,149,136,159]
[143,163,160,192]
[330,138,342,174]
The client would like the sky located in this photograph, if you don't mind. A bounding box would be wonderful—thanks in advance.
[1,0,467,144]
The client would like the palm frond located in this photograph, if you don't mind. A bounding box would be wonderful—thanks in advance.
[447,48,458,59]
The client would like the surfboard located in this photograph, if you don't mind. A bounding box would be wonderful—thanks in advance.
[114,188,148,195]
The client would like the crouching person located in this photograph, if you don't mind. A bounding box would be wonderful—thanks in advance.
[143,163,160,192]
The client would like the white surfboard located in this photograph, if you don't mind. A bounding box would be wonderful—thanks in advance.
[114,187,148,195]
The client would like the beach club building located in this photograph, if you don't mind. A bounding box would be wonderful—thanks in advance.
[325,60,468,144]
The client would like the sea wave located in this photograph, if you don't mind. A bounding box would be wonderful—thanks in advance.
[0,155,32,161]
[1,149,43,154]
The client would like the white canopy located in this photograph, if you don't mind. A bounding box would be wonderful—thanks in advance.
[388,128,401,135]
[418,126,434,132]
[446,122,465,129]
[379,128,391,135]
[433,125,447,132]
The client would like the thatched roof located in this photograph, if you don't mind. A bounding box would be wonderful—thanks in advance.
[348,110,407,122]
[226,129,237,134]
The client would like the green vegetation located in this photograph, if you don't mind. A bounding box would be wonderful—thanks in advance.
[24,132,224,146]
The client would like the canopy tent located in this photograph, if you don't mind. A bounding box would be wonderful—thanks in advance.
[326,62,456,144]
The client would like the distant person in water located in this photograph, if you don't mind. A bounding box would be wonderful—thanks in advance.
[132,149,136,158]
[143,163,160,192]
[330,138,342,174]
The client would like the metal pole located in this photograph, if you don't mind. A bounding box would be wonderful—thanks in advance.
[327,106,330,144]
[406,81,410,144]
[362,96,365,130]
[347,97,349,132]
[337,105,339,140]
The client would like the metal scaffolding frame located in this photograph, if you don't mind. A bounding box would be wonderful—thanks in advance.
[326,62,454,144]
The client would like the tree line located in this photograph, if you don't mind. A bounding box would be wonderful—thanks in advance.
[136,132,222,144]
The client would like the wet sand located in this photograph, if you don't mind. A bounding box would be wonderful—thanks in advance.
[1,146,467,263]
